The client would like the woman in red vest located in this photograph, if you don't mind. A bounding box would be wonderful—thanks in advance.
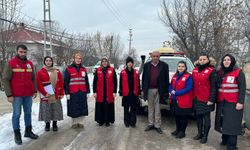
[170,61,193,139]
[64,52,90,128]
[192,53,217,144]
[93,58,117,127]
[215,54,246,150]
[119,57,141,128]
[37,56,64,131]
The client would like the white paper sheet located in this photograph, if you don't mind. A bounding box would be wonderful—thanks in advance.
[40,84,55,98]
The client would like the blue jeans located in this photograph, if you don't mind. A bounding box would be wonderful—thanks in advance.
[12,96,32,130]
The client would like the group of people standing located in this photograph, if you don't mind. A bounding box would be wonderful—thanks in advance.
[169,52,246,150]
[2,45,246,150]
[1,44,139,145]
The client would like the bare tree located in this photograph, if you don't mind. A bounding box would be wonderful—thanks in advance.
[159,0,244,63]
[0,0,21,65]
[93,32,124,68]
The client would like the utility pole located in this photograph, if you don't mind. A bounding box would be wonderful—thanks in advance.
[43,0,53,57]
[109,35,113,60]
[128,29,133,54]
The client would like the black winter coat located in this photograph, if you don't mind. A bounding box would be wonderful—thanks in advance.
[142,60,169,102]
[215,69,246,135]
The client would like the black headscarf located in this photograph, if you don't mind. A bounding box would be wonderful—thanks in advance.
[217,54,237,85]
[220,54,236,73]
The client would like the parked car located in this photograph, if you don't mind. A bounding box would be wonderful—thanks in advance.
[137,48,194,114]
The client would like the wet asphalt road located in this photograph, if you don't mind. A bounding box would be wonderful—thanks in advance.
[2,95,250,150]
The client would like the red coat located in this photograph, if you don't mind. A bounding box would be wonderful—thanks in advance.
[96,67,115,103]
[192,67,214,102]
[121,69,139,96]
[66,66,87,93]
[8,56,34,96]
[36,67,64,101]
[217,68,240,103]
[170,73,193,108]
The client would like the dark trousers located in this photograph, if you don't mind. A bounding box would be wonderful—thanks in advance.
[124,104,137,126]
[196,112,211,137]
[222,134,238,150]
[175,115,188,133]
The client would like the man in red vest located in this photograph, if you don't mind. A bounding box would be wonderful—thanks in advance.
[119,57,141,128]
[2,45,38,145]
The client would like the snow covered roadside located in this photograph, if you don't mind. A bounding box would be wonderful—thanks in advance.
[0,73,94,150]
[0,98,68,150]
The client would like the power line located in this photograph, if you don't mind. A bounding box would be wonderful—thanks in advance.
[101,0,129,29]
[104,0,130,27]
[0,2,42,25]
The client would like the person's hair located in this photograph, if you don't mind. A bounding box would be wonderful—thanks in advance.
[43,56,54,67]
[199,52,209,60]
[73,52,82,58]
[176,60,187,73]
[16,45,28,51]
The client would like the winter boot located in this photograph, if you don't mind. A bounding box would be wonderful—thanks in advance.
[200,126,210,144]
[52,121,58,131]
[24,125,39,139]
[45,122,50,131]
[193,121,203,140]
[176,131,186,139]
[14,129,22,145]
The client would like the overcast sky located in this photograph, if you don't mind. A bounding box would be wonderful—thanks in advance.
[21,0,172,56]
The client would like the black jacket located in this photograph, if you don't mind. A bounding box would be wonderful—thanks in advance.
[142,60,169,102]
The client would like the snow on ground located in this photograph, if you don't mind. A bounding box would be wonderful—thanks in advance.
[0,74,94,150]
[0,98,68,150]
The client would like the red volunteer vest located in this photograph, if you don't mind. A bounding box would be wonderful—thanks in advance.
[170,73,193,108]
[8,56,34,96]
[96,67,115,103]
[217,68,240,103]
[121,69,139,96]
[66,66,87,93]
[192,67,214,102]
[36,67,64,100]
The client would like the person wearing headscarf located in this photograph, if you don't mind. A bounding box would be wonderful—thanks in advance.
[64,52,90,128]
[36,56,64,131]
[93,58,117,127]
[192,52,217,144]
[119,57,141,128]
[169,61,193,139]
[215,54,246,150]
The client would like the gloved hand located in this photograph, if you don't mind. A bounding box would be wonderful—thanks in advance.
[66,94,70,100]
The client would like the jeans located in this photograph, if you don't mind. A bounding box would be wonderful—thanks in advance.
[12,96,32,130]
